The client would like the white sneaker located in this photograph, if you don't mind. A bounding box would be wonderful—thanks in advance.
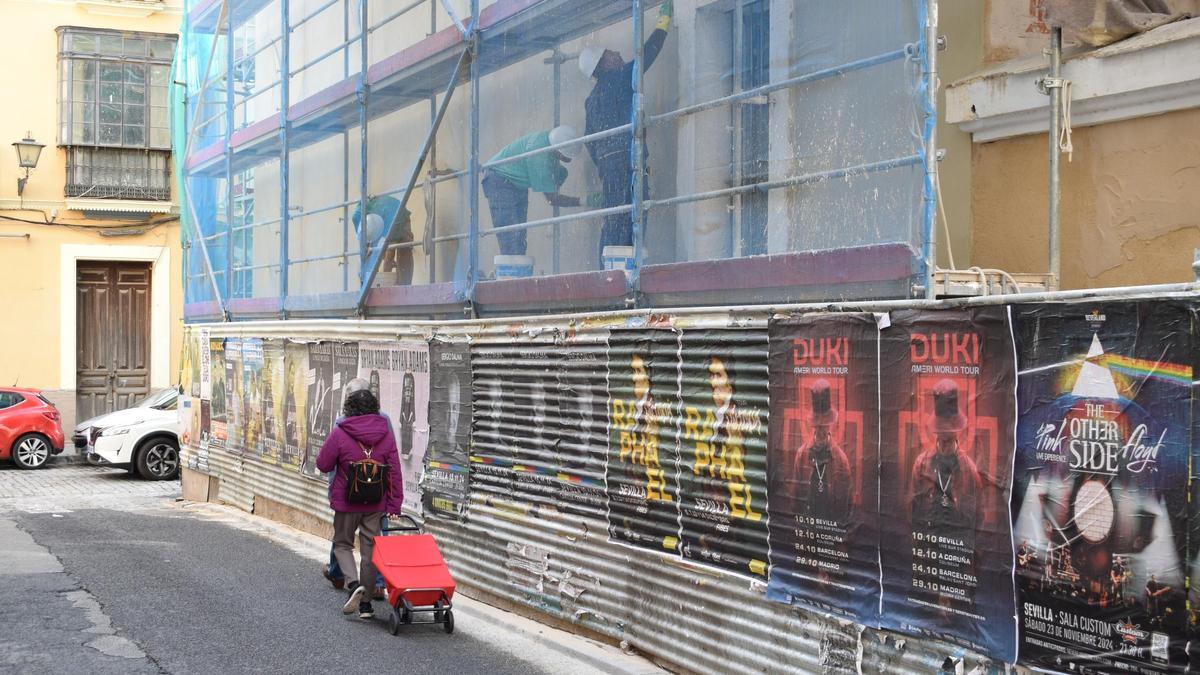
[342,583,366,614]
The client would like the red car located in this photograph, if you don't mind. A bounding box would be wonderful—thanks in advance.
[0,387,65,469]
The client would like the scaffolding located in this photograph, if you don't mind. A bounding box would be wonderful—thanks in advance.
[178,0,940,321]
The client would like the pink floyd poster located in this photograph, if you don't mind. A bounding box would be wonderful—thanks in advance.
[878,307,1019,663]
[1013,301,1192,673]
[766,313,881,623]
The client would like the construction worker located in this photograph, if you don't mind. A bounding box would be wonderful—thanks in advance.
[579,0,672,262]
[482,125,583,256]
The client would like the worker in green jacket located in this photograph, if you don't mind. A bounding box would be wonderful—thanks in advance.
[482,126,584,256]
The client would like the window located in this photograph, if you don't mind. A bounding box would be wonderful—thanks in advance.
[66,147,171,199]
[733,0,770,256]
[231,171,255,298]
[0,392,24,410]
[57,27,176,201]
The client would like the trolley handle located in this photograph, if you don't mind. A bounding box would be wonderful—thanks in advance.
[383,513,422,533]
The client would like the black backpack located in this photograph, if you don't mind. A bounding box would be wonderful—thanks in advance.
[346,442,389,505]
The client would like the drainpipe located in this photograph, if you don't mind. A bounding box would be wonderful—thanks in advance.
[1040,27,1064,290]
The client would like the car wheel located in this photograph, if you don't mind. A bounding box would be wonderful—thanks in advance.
[136,437,180,481]
[12,434,52,470]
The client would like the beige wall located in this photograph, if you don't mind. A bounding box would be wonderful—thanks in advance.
[937,0,985,268]
[983,0,1052,64]
[0,0,183,432]
[0,0,182,209]
[970,107,1200,288]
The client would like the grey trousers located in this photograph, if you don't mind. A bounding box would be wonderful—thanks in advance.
[332,510,382,600]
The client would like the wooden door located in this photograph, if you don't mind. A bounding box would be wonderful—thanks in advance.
[77,261,152,420]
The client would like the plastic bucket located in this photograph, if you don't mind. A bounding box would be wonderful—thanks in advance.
[494,255,534,279]
[602,246,636,272]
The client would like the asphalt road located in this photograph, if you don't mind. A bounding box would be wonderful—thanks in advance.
[0,465,658,675]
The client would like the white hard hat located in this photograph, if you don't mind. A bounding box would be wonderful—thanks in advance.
[363,212,385,241]
[548,125,580,159]
[578,46,603,78]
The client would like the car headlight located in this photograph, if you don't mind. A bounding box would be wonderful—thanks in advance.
[98,424,138,437]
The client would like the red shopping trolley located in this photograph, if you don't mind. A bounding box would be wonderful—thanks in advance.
[372,514,457,635]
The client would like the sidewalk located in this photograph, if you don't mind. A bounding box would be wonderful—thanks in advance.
[179,500,665,675]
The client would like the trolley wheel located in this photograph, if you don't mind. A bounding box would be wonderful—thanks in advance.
[443,609,454,634]
[388,607,401,636]
[433,599,444,623]
[401,607,413,625]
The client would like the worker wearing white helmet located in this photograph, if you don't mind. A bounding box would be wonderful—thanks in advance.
[482,125,585,256]
[580,0,673,263]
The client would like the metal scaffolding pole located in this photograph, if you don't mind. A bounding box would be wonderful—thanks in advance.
[342,0,352,292]
[354,46,472,313]
[1047,26,1063,290]
[921,0,939,299]
[225,8,236,303]
[731,0,744,257]
[466,0,481,314]
[179,1,230,317]
[278,0,291,316]
[357,0,370,298]
[629,0,647,301]
[429,0,439,285]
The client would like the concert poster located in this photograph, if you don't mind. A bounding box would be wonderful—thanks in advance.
[261,340,285,465]
[469,342,518,500]
[1012,301,1192,673]
[241,338,265,459]
[605,329,683,556]
[194,329,212,469]
[508,343,562,509]
[766,314,881,622]
[178,334,196,451]
[424,341,472,520]
[878,307,1019,663]
[281,342,308,469]
[225,338,244,455]
[555,335,610,519]
[208,337,226,453]
[675,329,770,580]
[302,342,359,480]
[358,341,430,516]
[179,390,194,465]
[1189,304,1200,672]
[199,328,212,401]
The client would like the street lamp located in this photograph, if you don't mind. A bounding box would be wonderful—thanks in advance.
[12,134,45,197]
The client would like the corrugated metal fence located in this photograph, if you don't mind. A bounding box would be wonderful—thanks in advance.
[181,288,1199,674]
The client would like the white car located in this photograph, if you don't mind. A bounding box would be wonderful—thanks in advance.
[75,388,181,480]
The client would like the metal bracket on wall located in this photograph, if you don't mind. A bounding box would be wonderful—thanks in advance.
[1036,76,1066,94]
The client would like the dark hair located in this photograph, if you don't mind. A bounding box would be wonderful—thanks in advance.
[343,389,380,417]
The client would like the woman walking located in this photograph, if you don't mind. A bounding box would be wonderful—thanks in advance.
[316,387,404,618]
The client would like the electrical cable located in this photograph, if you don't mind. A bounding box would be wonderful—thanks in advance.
[935,169,955,270]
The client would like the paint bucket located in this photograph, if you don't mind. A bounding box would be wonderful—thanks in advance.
[494,255,534,279]
[602,246,636,272]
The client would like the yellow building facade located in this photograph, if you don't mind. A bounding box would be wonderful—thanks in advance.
[0,0,183,438]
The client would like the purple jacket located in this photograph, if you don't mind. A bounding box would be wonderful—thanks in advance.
[316,414,404,514]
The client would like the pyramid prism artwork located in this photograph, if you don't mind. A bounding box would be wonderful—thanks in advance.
[1070,333,1120,400]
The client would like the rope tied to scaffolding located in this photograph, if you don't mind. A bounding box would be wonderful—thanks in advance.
[1059,79,1074,162]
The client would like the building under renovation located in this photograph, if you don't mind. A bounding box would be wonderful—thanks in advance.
[175,1,1200,672]
[179,0,941,319]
